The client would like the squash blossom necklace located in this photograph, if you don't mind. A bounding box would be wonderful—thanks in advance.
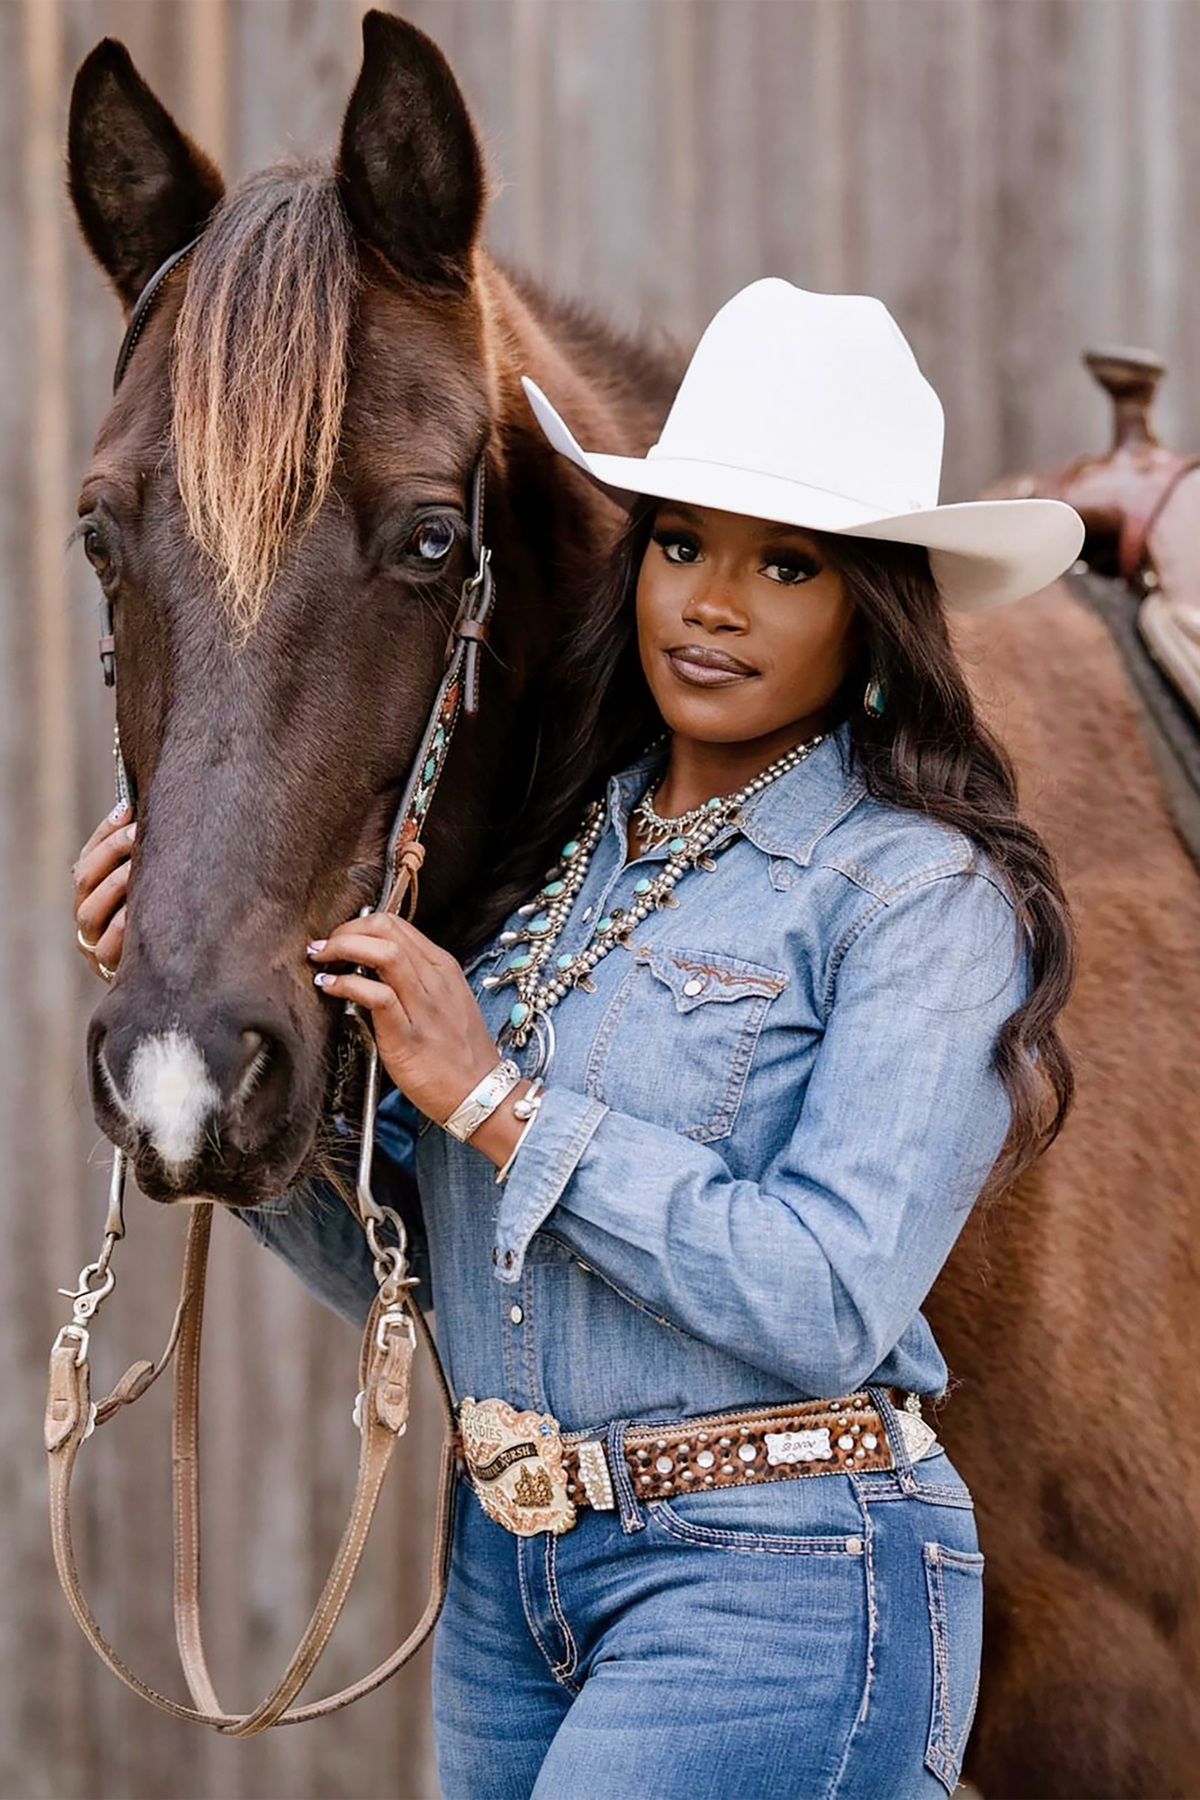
[490,732,825,1068]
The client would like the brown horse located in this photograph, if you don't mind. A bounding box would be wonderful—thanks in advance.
[68,13,676,1207]
[66,11,1200,1796]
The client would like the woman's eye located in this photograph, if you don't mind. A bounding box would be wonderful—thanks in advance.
[653,530,701,565]
[409,518,457,563]
[763,557,820,586]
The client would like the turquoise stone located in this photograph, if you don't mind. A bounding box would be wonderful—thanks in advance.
[598,916,613,933]
[414,788,430,814]
[556,952,574,970]
[507,951,533,971]
[527,915,551,935]
[509,1001,530,1027]
[433,725,445,752]
[562,839,580,858]
[634,877,652,894]
[669,836,686,854]
[423,756,437,784]
[705,796,721,810]
[542,879,566,898]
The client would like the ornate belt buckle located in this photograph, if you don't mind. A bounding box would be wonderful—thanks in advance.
[459,1397,577,1536]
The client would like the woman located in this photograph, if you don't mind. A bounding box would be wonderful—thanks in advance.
[72,281,1084,1798]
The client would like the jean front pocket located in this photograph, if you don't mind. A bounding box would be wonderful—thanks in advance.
[585,943,788,1142]
[922,1541,985,1794]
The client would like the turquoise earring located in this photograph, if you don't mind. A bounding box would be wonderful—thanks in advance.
[863,675,888,718]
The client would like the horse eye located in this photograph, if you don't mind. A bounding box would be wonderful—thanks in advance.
[409,518,456,563]
[81,522,111,574]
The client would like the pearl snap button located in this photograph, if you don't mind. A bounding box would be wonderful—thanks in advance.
[682,977,705,997]
[509,1305,523,1325]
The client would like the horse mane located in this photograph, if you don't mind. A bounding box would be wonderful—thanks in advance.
[171,161,357,637]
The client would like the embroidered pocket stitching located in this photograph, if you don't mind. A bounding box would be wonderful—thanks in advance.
[922,1542,985,1793]
[649,1500,866,1557]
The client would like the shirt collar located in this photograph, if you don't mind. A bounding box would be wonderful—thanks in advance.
[608,720,866,868]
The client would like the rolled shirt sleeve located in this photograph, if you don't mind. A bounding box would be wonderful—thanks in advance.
[493,869,1030,1397]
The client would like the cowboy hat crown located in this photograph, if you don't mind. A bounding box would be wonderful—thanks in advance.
[522,278,1084,610]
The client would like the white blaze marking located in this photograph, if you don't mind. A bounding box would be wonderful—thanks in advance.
[126,1030,221,1170]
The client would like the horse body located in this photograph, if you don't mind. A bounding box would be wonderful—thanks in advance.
[65,11,1200,1794]
[943,578,1200,1795]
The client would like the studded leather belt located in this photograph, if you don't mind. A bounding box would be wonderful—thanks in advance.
[457,1391,936,1537]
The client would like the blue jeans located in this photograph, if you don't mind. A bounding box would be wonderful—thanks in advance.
[433,1429,983,1800]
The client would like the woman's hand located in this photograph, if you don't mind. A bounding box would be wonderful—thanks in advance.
[307,913,525,1150]
[72,802,136,980]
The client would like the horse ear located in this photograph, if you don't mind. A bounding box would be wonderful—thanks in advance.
[337,11,485,294]
[67,39,224,307]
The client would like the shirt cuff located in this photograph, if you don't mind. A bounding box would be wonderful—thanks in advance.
[492,1085,608,1282]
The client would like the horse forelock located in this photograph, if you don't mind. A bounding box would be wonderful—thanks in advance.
[170,161,357,638]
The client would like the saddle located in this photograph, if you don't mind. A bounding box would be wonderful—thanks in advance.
[988,346,1200,870]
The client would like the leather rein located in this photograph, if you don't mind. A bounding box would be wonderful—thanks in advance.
[47,238,497,1732]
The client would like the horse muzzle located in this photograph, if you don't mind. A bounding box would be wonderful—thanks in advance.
[86,982,323,1204]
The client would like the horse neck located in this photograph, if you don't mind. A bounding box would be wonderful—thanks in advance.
[422,258,675,951]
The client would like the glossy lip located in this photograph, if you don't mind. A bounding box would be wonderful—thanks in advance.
[663,644,758,687]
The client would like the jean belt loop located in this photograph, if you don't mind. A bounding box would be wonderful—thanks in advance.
[869,1386,917,1494]
[604,1419,646,1533]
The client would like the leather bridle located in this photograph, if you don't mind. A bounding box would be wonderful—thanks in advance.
[47,236,498,1731]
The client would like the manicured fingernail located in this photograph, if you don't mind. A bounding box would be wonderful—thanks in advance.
[313,971,336,988]
[306,939,327,954]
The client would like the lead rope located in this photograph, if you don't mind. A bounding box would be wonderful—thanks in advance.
[48,237,497,1730]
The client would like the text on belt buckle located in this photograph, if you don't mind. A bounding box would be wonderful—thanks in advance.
[459,1397,577,1536]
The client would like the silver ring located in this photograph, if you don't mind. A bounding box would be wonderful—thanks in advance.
[76,926,100,955]
[96,960,115,983]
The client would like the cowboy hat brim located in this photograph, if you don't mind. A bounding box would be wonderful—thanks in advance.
[523,377,1084,612]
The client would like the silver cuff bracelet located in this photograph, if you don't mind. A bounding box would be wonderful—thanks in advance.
[441,1058,522,1142]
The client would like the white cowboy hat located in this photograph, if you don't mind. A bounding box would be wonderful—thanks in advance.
[522,278,1084,610]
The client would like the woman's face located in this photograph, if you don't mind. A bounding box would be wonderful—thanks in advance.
[635,502,860,748]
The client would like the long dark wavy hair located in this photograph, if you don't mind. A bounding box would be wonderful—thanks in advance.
[457,498,1075,1199]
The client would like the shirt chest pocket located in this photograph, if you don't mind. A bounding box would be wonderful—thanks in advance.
[583,944,788,1143]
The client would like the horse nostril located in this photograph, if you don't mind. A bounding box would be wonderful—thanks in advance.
[232,1028,269,1106]
[224,1024,294,1154]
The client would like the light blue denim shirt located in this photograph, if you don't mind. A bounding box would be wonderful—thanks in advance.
[248,722,1029,1428]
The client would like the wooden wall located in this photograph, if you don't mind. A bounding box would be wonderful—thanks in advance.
[4,2,1199,1795]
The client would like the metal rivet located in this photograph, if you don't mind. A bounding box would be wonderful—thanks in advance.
[509,1304,524,1325]
[682,977,704,996]
[845,1536,863,1555]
